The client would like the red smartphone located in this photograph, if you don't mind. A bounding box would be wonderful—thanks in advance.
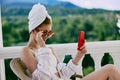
[77,31,85,50]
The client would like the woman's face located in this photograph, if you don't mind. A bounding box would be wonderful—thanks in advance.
[35,24,54,41]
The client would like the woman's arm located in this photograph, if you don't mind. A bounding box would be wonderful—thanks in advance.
[56,45,87,79]
[20,47,38,73]
[72,44,87,65]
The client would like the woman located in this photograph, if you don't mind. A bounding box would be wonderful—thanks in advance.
[20,3,120,80]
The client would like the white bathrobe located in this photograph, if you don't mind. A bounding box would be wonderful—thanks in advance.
[32,48,78,80]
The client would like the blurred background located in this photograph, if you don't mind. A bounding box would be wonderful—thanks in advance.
[0,0,120,80]
[1,0,120,47]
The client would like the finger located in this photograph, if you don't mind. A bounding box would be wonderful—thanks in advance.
[80,47,85,51]
[37,31,44,37]
[39,31,43,33]
[80,44,85,49]
[48,33,54,38]
[80,45,86,51]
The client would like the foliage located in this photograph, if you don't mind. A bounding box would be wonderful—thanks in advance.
[101,53,114,66]
[82,54,95,76]
[1,7,120,46]
[5,59,18,80]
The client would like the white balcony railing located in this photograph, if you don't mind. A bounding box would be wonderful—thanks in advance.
[0,5,6,80]
[0,41,120,80]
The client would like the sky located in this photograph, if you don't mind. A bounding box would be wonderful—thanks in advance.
[61,0,120,10]
[1,0,120,10]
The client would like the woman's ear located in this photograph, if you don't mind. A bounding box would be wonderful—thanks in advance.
[31,30,37,34]
[30,30,37,38]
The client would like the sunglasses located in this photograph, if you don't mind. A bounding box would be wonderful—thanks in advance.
[36,28,54,40]
[43,30,54,38]
[42,30,54,41]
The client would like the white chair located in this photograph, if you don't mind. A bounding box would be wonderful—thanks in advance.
[10,58,32,80]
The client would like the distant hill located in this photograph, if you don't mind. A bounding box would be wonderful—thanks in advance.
[1,0,58,4]
[46,1,80,8]
[1,0,120,17]
[1,0,79,8]
[1,2,34,8]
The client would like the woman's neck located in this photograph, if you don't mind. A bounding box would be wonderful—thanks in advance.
[27,39,39,50]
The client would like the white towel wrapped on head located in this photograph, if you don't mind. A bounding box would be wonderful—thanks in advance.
[28,3,52,32]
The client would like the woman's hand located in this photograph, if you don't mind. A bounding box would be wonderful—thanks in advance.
[78,44,87,55]
[35,31,46,47]
[72,44,87,65]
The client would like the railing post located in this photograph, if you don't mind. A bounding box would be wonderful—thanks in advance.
[0,4,6,80]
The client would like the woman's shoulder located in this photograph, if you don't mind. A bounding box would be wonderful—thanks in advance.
[20,46,32,58]
[22,46,30,54]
